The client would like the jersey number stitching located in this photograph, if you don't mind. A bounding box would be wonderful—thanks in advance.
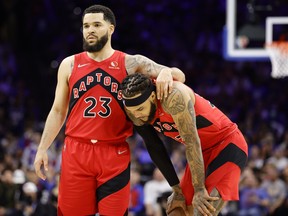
[83,96,112,118]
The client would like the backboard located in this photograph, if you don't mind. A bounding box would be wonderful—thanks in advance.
[223,0,288,61]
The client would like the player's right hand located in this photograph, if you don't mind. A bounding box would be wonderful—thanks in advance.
[193,188,219,216]
[34,149,49,180]
[156,68,173,100]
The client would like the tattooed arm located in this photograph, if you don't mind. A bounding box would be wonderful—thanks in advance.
[125,54,185,99]
[161,82,218,216]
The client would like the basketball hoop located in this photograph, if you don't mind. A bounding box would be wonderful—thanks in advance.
[266,42,288,78]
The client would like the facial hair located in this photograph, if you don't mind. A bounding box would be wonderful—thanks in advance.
[143,102,157,125]
[83,31,108,52]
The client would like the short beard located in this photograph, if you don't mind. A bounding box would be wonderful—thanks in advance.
[83,32,108,52]
[144,102,157,125]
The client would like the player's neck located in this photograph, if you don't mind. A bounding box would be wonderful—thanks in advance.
[87,45,114,62]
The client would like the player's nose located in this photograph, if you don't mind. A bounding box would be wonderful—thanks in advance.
[87,26,96,33]
[133,111,143,119]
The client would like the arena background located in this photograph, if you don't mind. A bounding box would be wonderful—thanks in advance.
[1,0,288,215]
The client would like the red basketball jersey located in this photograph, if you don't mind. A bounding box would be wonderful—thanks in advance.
[153,93,238,150]
[65,51,133,141]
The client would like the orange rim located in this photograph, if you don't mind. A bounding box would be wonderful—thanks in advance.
[266,42,288,53]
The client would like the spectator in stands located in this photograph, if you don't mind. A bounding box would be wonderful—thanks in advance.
[143,168,171,216]
[0,168,18,215]
[238,167,269,216]
[129,167,145,216]
[261,163,286,215]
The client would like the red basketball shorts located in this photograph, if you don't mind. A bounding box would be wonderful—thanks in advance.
[57,136,131,216]
[181,129,248,205]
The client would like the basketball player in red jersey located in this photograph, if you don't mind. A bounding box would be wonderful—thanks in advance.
[33,5,185,216]
[121,73,248,216]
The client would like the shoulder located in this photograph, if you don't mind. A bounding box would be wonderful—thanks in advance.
[124,53,140,62]
[161,82,194,114]
[162,82,191,103]
[60,55,75,67]
[58,55,75,78]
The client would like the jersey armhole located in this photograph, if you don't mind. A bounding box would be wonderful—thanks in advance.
[68,54,80,85]
[121,52,128,77]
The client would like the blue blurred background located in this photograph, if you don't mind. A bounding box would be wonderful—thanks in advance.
[0,0,288,215]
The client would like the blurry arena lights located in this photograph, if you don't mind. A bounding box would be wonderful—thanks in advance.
[73,7,82,16]
[50,60,59,69]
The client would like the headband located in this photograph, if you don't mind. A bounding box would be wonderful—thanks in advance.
[123,82,156,107]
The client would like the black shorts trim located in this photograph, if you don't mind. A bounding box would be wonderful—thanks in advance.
[205,143,247,178]
[96,163,130,202]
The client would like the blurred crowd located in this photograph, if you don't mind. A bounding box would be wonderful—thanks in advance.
[0,0,288,216]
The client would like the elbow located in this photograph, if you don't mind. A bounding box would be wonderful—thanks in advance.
[180,74,186,83]
[171,67,186,83]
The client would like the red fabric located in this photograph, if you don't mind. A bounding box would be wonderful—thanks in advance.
[152,93,248,205]
[65,50,133,141]
[180,130,247,205]
[58,136,131,215]
[130,190,141,207]
[153,93,238,150]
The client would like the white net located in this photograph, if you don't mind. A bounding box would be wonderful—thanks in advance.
[266,42,288,78]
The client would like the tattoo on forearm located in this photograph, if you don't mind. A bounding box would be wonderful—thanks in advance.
[126,55,165,76]
[165,91,205,189]
[186,142,204,189]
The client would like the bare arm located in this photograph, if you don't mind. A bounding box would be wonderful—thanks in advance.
[38,57,71,150]
[162,83,218,215]
[34,56,72,180]
[125,54,185,99]
[161,84,205,190]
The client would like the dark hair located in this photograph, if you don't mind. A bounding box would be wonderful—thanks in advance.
[120,73,151,97]
[82,5,116,27]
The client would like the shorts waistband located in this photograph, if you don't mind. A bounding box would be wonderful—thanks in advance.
[66,136,127,145]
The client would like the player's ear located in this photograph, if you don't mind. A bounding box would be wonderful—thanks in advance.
[109,24,114,35]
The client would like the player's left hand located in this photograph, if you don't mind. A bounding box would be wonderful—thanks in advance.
[156,68,173,100]
[192,188,219,216]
